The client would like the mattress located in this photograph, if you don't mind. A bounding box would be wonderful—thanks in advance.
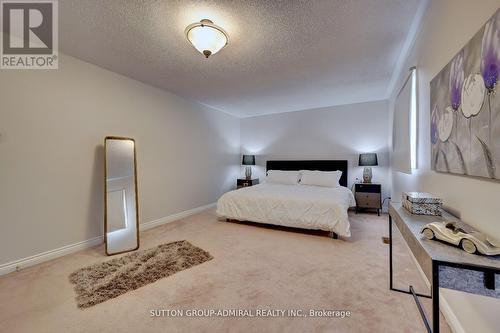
[216,183,356,237]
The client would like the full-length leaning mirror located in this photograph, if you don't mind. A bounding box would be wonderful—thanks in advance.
[104,136,139,255]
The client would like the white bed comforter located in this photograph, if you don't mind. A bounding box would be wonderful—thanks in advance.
[216,183,356,237]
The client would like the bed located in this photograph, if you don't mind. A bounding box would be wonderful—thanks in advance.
[216,160,356,238]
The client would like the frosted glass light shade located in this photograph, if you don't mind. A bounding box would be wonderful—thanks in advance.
[185,19,229,58]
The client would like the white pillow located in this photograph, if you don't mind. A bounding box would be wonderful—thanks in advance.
[266,170,301,185]
[300,170,342,187]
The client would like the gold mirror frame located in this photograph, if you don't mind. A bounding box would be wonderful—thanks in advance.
[104,136,140,255]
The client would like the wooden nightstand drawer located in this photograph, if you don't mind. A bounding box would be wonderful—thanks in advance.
[355,183,381,193]
[355,183,382,215]
[237,178,259,189]
[355,193,381,208]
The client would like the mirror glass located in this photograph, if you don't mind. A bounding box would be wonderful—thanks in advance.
[105,137,139,255]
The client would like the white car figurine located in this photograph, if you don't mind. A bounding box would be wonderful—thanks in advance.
[421,221,500,255]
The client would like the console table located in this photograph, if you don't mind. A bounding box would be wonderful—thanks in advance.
[388,202,500,333]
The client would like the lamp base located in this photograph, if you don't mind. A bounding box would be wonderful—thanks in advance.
[245,166,252,180]
[363,167,372,183]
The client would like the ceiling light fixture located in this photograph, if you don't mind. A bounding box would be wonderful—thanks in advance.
[185,19,229,58]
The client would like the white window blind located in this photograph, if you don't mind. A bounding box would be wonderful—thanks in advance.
[392,68,417,174]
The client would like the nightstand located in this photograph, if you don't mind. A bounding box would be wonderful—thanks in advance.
[237,178,259,189]
[355,183,382,216]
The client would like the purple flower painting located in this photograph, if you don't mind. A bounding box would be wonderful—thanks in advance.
[481,8,499,168]
[431,8,499,180]
[431,105,439,144]
[481,9,500,92]
[449,50,464,110]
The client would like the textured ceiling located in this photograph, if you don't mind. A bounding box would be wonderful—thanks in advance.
[60,0,422,117]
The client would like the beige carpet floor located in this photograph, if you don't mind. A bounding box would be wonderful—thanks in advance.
[0,209,451,333]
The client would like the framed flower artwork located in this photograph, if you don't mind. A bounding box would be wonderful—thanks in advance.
[431,8,499,179]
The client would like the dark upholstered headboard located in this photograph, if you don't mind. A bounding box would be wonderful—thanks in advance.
[266,160,348,187]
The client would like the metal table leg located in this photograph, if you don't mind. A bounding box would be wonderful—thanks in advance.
[389,215,393,289]
[432,261,440,333]
[389,215,433,332]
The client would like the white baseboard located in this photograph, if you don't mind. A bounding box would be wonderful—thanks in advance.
[140,203,216,231]
[0,235,104,276]
[402,237,464,333]
[0,203,216,276]
[440,292,466,333]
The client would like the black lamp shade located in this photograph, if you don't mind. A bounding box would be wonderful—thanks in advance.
[358,153,378,166]
[242,155,256,165]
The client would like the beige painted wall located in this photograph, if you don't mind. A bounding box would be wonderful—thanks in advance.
[390,0,500,239]
[389,1,500,331]
[0,54,240,265]
[240,101,391,210]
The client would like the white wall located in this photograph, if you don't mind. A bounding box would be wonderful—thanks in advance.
[389,1,500,331]
[0,54,240,265]
[389,0,500,239]
[240,100,391,208]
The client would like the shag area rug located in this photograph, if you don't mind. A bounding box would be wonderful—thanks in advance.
[69,240,213,308]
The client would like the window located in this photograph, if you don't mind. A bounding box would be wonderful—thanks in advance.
[410,68,417,169]
[392,67,417,174]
